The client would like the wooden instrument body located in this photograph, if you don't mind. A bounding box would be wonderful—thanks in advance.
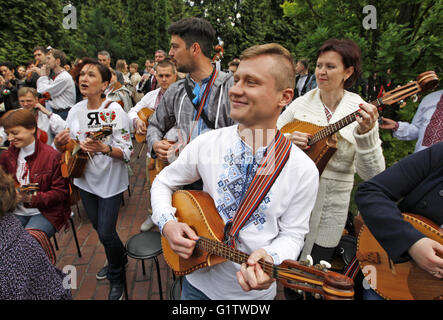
[147,140,177,184]
[162,190,355,299]
[280,120,337,175]
[161,190,227,275]
[60,126,112,179]
[357,213,443,300]
[135,108,154,143]
[61,140,88,179]
[148,158,168,186]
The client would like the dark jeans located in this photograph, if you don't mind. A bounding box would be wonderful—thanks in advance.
[79,188,127,282]
[52,108,70,120]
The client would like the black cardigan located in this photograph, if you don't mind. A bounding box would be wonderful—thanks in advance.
[355,142,443,261]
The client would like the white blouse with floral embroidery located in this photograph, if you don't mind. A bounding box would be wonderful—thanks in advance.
[64,99,133,198]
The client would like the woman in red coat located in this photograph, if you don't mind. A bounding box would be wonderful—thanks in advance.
[0,108,70,237]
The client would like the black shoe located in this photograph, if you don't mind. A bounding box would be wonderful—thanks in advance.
[96,265,108,280]
[108,281,124,300]
[97,261,128,280]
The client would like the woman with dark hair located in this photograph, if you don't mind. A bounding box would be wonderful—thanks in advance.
[0,108,71,238]
[54,58,133,300]
[277,39,385,298]
[0,167,72,300]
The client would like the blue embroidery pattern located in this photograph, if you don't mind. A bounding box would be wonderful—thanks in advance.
[215,140,270,232]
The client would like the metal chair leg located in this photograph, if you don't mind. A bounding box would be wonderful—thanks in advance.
[154,256,163,300]
[70,217,82,257]
[123,263,129,300]
[141,259,146,275]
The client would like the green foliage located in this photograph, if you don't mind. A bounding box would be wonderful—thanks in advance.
[2,0,441,217]
[126,0,172,67]
[1,1,441,169]
[280,0,442,170]
[0,0,67,64]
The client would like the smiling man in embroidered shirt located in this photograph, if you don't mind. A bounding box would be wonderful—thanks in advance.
[151,43,319,300]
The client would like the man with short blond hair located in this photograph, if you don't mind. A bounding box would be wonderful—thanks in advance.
[152,43,319,300]
[17,87,65,146]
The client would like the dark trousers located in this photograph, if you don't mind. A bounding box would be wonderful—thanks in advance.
[79,188,127,282]
[52,108,70,120]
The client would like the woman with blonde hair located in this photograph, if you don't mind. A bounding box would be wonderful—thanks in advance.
[115,59,130,85]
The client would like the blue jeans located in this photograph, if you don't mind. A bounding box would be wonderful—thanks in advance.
[180,276,211,300]
[52,108,70,120]
[363,288,384,300]
[79,188,127,282]
[15,213,56,238]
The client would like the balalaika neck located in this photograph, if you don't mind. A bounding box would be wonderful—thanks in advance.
[194,236,355,299]
[195,236,277,278]
[308,98,382,146]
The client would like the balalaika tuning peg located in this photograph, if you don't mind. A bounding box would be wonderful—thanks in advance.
[320,260,332,270]
[300,255,314,267]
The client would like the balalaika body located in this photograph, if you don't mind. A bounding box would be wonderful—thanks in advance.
[162,190,355,300]
[357,213,443,300]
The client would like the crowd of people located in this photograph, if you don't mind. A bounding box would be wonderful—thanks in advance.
[0,16,442,301]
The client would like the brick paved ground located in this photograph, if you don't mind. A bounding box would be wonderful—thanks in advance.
[54,140,285,300]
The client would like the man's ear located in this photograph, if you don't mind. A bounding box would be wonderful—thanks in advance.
[278,88,294,108]
[191,42,201,57]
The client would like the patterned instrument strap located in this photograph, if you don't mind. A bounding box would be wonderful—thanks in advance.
[224,131,292,248]
[187,68,219,144]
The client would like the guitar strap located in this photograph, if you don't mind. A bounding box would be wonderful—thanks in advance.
[183,68,218,143]
[224,131,292,248]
